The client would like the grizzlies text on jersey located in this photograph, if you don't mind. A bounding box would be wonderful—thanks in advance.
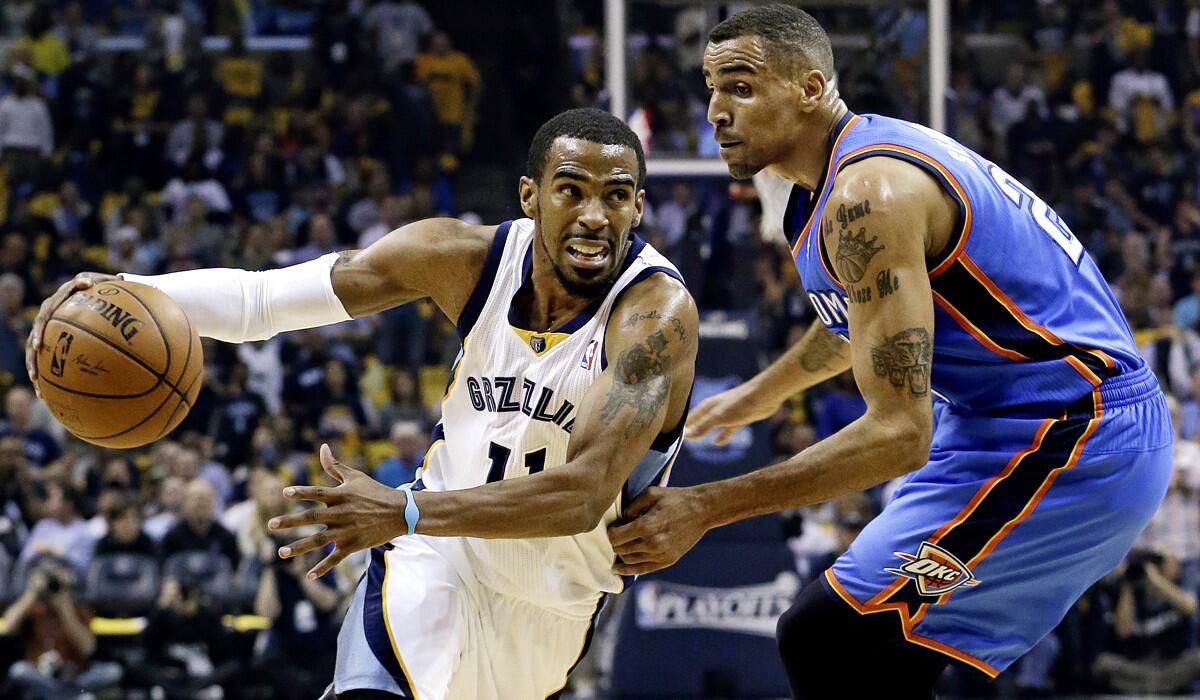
[330,218,690,699]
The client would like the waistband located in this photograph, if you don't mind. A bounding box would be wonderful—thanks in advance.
[1097,364,1161,410]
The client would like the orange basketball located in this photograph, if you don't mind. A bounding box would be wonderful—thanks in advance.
[35,280,204,449]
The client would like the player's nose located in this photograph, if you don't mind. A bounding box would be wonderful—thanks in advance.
[577,198,608,231]
[707,95,731,128]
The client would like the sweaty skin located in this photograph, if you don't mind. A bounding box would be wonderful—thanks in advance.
[27,136,698,581]
[610,34,958,576]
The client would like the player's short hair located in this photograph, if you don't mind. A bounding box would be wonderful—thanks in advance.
[527,108,646,189]
[709,4,835,79]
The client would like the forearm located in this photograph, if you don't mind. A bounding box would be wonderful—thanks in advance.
[300,575,340,612]
[1115,586,1136,638]
[416,467,605,539]
[120,253,351,343]
[694,411,928,530]
[752,321,852,403]
[1153,577,1198,616]
[1,593,35,633]
[55,604,95,657]
[254,567,280,619]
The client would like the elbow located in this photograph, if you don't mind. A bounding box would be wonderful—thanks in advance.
[563,497,609,536]
[881,413,932,474]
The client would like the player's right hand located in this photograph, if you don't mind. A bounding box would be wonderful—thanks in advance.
[26,272,119,390]
[684,381,781,446]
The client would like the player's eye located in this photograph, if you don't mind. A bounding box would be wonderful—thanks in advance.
[608,190,629,202]
[561,185,581,198]
[735,83,752,97]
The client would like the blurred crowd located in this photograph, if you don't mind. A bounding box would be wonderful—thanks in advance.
[6,0,1200,697]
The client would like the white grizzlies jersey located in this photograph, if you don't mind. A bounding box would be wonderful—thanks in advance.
[414,218,689,617]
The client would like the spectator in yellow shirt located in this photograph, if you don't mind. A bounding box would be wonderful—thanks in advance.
[415,32,481,157]
[12,8,70,78]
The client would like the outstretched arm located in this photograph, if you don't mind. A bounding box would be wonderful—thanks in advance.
[26,218,492,384]
[269,275,698,579]
[685,318,851,445]
[611,158,943,574]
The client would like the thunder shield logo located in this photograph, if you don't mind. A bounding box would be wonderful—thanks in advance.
[50,332,74,378]
[884,541,981,597]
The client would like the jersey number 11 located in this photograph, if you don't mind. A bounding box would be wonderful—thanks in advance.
[486,442,548,483]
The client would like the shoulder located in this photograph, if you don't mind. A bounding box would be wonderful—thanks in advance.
[607,271,698,358]
[823,158,953,266]
[611,269,696,326]
[829,157,944,208]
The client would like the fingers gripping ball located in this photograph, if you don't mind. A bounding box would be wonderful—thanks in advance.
[35,280,204,448]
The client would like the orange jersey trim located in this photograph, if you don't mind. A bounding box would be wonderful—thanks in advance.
[790,115,862,259]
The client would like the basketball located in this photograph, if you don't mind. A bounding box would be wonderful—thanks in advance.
[34,280,204,449]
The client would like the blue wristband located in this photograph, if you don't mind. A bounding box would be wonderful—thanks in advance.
[399,483,420,535]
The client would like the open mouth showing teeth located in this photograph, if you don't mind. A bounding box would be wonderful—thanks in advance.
[566,242,610,268]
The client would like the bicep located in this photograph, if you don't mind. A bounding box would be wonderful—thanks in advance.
[827,178,936,419]
[331,218,487,318]
[565,285,698,494]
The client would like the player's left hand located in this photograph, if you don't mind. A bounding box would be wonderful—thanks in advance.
[608,486,711,576]
[269,443,408,580]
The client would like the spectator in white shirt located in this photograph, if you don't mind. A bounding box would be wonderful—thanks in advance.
[165,94,224,171]
[1109,51,1174,134]
[990,64,1047,154]
[20,482,93,575]
[0,66,52,187]
[357,194,412,250]
[1138,395,1200,594]
[363,0,434,73]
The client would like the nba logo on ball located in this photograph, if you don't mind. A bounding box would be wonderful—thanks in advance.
[50,332,73,378]
[580,340,599,370]
[530,335,546,353]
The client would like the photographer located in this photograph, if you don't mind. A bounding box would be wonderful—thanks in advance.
[1092,549,1200,693]
[136,569,238,698]
[0,557,121,699]
[249,533,339,699]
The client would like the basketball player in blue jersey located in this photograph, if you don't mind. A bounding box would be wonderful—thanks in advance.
[608,5,1172,697]
[26,109,698,699]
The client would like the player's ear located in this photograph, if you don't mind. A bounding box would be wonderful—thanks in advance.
[519,176,539,219]
[798,69,827,113]
[632,189,645,228]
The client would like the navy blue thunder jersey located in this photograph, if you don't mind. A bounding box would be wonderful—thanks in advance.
[789,112,1142,413]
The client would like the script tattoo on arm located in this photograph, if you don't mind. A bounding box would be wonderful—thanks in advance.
[622,310,686,341]
[800,327,845,373]
[830,199,883,285]
[601,329,672,439]
[870,327,932,398]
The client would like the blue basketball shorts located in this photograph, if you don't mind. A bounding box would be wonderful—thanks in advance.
[825,364,1173,677]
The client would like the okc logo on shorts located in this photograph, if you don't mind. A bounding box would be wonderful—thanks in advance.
[884,541,981,597]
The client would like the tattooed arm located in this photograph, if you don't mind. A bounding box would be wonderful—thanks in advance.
[686,319,851,444]
[406,274,697,539]
[269,273,698,561]
[610,158,948,574]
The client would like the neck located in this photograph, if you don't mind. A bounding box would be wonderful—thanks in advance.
[769,100,849,190]
[521,230,625,332]
[523,261,599,332]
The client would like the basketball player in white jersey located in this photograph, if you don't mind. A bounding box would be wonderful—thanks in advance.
[26,108,697,699]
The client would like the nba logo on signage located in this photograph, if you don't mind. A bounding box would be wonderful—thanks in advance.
[581,340,599,370]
